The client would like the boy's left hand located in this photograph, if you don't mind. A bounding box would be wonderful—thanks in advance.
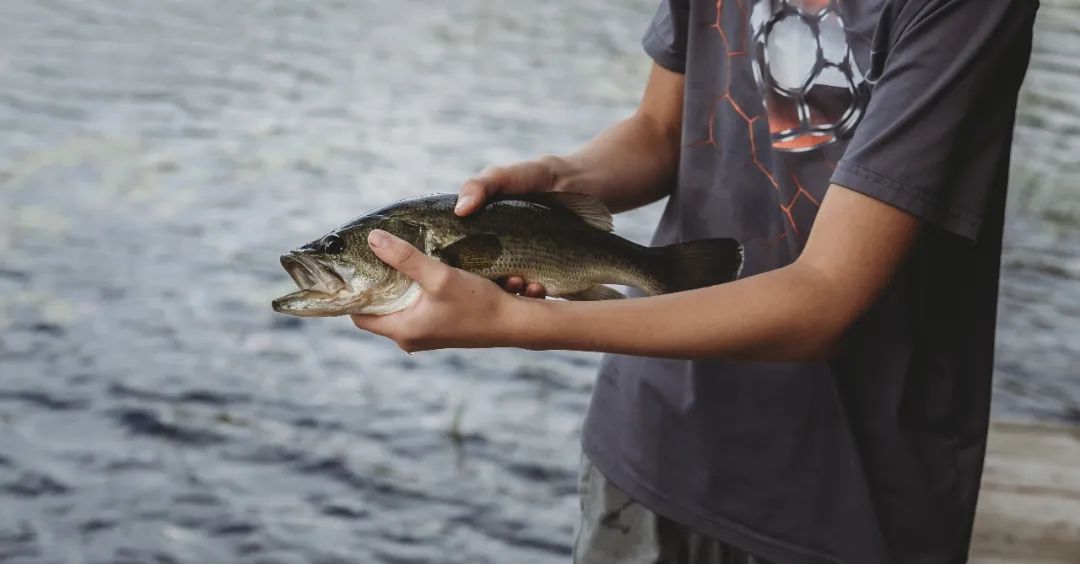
[350,229,525,353]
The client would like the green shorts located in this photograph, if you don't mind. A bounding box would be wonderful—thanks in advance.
[572,455,770,564]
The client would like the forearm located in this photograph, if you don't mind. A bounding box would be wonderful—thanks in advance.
[510,261,847,362]
[544,111,680,213]
[504,184,921,361]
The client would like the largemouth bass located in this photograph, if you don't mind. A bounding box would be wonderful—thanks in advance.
[271,193,743,317]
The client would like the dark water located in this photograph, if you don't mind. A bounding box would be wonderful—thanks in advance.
[0,1,1076,563]
[995,0,1080,423]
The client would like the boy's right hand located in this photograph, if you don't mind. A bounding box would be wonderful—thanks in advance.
[454,157,565,217]
[456,157,568,298]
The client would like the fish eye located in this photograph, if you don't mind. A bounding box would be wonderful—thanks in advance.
[322,234,345,254]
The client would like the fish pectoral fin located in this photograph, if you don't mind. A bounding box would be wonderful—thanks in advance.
[522,193,613,232]
[562,285,626,301]
[436,233,503,271]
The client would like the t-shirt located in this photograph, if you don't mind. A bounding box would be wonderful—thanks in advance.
[581,1,1037,562]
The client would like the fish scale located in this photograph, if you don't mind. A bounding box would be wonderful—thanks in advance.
[420,198,662,295]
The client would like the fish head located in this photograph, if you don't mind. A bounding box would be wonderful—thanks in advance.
[271,216,426,317]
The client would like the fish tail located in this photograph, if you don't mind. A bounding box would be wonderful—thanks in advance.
[648,238,744,293]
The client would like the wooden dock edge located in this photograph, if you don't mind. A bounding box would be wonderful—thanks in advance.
[971,420,1080,562]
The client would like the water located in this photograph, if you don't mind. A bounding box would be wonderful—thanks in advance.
[996,0,1080,422]
[0,1,1076,562]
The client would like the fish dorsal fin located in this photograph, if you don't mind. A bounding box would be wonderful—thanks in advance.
[525,192,613,232]
[436,233,503,271]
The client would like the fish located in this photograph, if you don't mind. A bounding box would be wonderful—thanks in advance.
[271,193,743,317]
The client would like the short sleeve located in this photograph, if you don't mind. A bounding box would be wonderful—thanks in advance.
[643,0,690,74]
[830,0,1037,240]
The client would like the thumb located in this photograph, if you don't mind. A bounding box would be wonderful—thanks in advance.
[456,166,508,217]
[368,229,446,288]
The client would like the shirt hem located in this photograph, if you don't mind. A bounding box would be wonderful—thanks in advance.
[582,435,846,564]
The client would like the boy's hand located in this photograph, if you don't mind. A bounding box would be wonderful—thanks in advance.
[454,157,565,216]
[350,229,528,352]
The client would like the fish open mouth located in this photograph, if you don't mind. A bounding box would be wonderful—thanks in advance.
[280,252,346,295]
[273,252,356,316]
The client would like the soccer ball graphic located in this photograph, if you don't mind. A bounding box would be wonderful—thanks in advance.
[749,0,869,152]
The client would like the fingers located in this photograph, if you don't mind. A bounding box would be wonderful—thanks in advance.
[501,277,524,294]
[351,314,421,352]
[456,166,509,216]
[523,283,546,299]
[456,160,560,217]
[350,313,390,335]
[455,182,486,216]
[498,276,547,298]
[368,229,451,291]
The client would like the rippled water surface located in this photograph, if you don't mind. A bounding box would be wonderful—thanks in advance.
[0,1,1077,562]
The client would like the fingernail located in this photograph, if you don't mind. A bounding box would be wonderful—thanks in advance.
[455,195,473,213]
[368,229,390,248]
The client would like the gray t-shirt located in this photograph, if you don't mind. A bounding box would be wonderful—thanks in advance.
[582,1,1037,562]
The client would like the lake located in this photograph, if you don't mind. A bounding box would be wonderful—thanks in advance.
[0,1,1077,562]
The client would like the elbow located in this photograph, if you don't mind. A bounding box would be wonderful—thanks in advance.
[776,262,866,362]
[793,299,866,362]
[732,317,849,363]
[799,332,846,362]
[777,326,846,362]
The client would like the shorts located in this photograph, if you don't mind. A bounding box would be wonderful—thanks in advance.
[572,455,771,564]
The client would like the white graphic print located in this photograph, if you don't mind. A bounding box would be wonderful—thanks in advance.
[750,0,869,152]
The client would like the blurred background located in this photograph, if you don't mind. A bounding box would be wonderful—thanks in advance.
[0,1,1076,563]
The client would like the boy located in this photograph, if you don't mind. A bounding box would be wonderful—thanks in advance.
[354,0,1037,561]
